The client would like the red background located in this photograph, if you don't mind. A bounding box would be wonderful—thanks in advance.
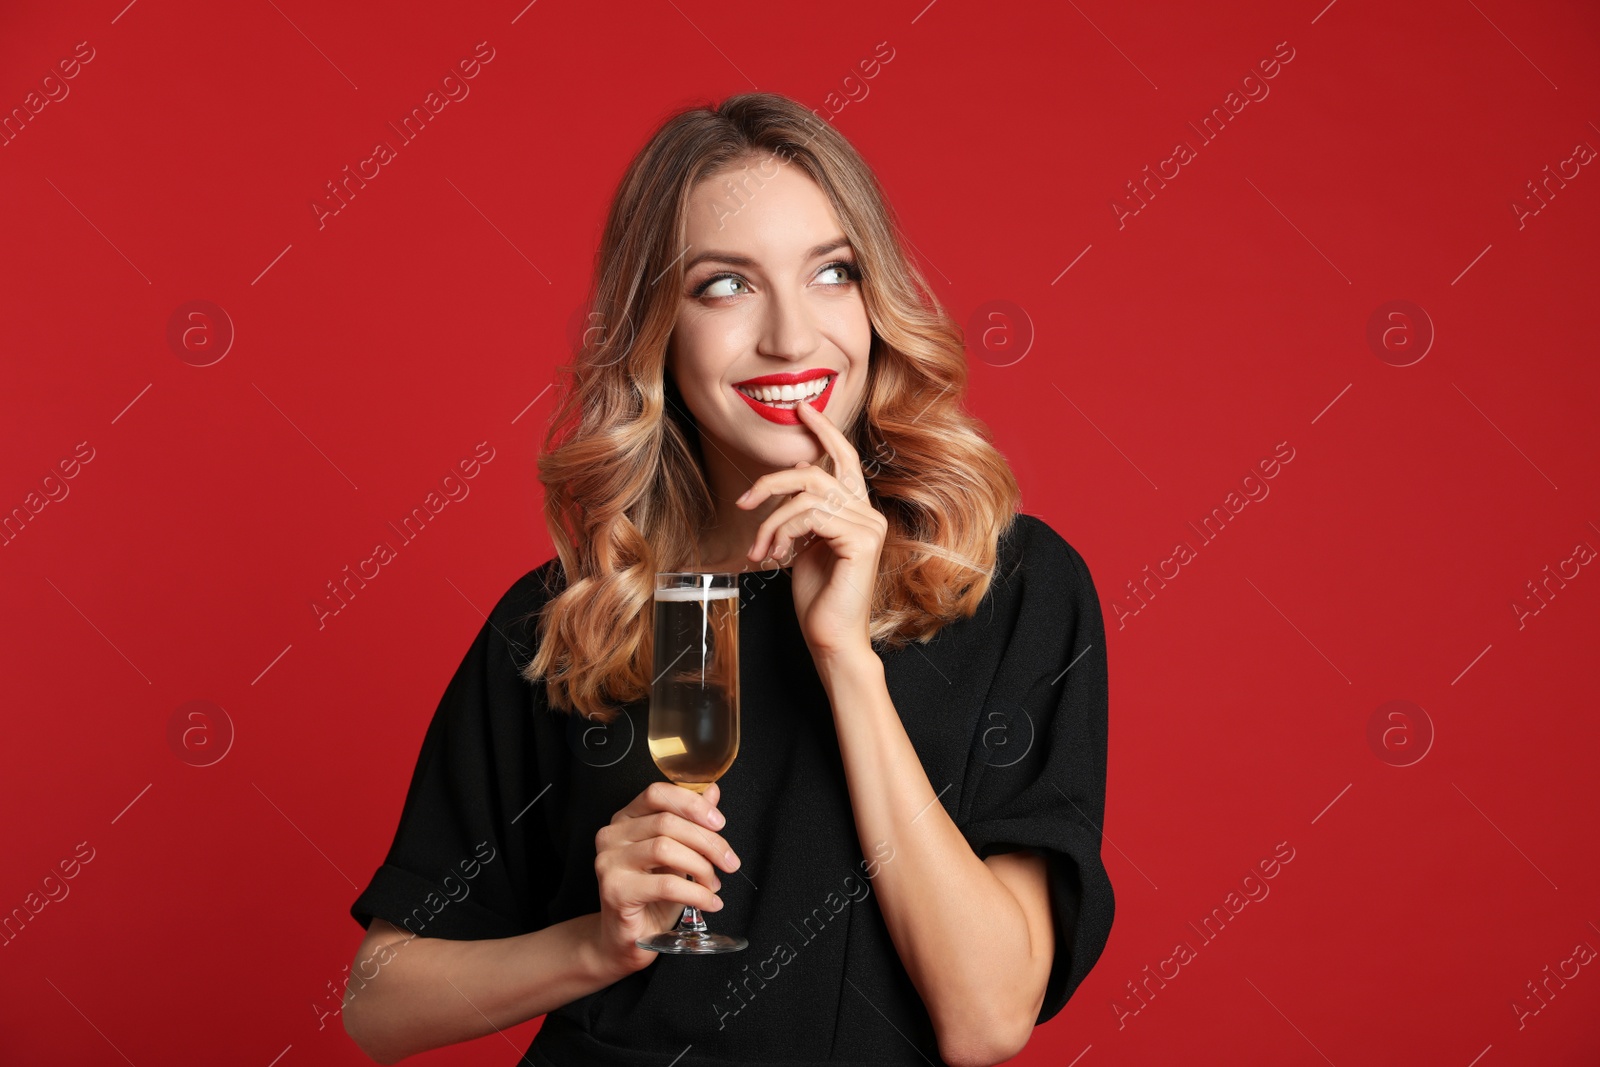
[3,0,1598,1063]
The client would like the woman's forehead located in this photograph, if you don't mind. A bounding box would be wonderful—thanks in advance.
[684,166,843,260]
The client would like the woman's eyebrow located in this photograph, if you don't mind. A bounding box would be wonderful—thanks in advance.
[684,237,851,272]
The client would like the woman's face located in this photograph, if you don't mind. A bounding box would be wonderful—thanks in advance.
[666,155,873,480]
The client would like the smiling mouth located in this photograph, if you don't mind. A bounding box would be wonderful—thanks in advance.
[733,374,833,408]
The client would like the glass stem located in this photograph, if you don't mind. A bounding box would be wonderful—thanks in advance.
[677,873,708,933]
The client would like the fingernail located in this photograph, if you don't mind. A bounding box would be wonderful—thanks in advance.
[725,850,740,870]
[737,489,752,503]
[710,808,725,828]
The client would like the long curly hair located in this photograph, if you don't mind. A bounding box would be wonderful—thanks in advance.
[524,91,1021,723]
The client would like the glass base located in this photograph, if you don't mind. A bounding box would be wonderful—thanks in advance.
[635,929,748,954]
[634,874,746,953]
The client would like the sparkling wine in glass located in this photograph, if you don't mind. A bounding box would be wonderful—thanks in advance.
[636,571,748,954]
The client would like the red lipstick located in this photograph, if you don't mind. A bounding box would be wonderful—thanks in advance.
[732,370,836,425]
[732,368,834,387]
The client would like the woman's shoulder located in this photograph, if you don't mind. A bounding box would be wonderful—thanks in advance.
[484,557,566,633]
[998,512,1098,592]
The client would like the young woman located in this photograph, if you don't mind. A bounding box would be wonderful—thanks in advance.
[342,92,1114,1066]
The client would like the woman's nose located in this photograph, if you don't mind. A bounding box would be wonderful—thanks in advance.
[757,288,822,361]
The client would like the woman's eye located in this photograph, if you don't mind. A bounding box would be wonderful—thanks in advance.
[697,274,747,299]
[818,261,860,286]
[692,262,859,300]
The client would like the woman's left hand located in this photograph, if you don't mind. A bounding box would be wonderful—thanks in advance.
[736,396,887,664]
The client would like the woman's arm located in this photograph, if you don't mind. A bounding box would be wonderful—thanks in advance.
[816,651,1055,1067]
[735,402,1067,1063]
[342,913,629,1064]
[345,781,737,1063]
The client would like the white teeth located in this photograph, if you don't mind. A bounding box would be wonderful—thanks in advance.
[736,375,831,404]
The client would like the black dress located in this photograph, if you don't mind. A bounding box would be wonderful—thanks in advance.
[350,511,1115,1065]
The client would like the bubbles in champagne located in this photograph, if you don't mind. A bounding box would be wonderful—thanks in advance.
[650,579,740,790]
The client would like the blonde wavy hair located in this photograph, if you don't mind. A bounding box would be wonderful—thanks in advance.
[524,91,1021,723]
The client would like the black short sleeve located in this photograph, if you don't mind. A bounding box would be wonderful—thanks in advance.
[956,517,1115,1025]
[350,564,559,941]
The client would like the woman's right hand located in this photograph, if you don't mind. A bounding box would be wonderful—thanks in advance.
[592,780,742,975]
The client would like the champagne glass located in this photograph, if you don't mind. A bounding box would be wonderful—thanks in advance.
[635,571,748,954]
